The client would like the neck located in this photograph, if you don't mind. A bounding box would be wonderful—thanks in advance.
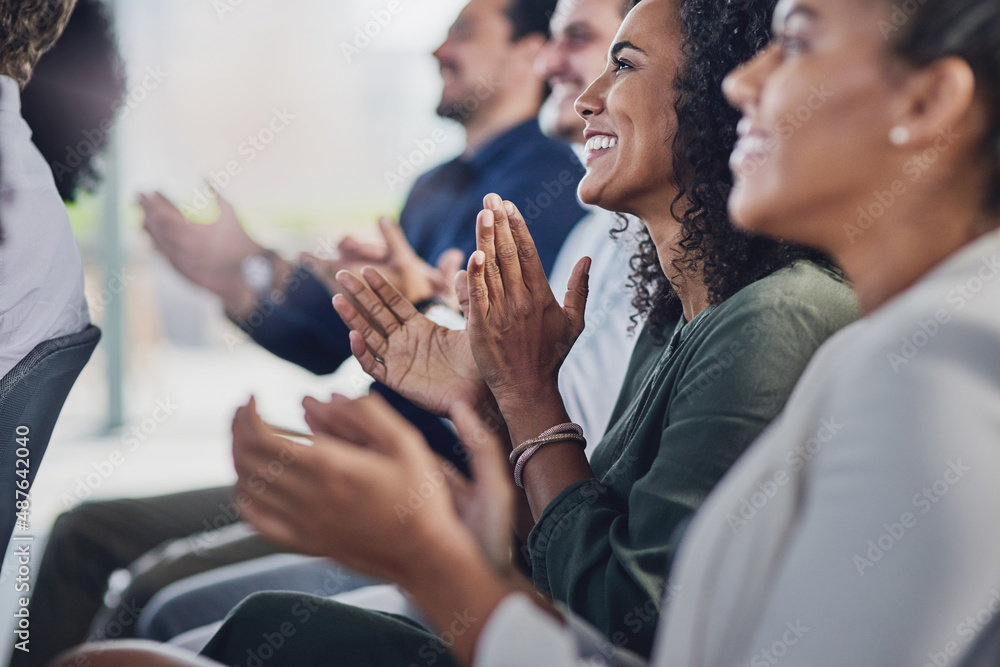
[838,214,990,315]
[830,176,996,314]
[639,206,711,323]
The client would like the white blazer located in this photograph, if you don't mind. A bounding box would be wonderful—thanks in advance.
[476,228,1000,667]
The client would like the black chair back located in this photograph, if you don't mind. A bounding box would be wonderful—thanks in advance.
[0,324,101,556]
[960,610,1000,667]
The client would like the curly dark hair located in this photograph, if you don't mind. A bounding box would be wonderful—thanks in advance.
[20,0,125,201]
[0,0,76,85]
[617,0,838,340]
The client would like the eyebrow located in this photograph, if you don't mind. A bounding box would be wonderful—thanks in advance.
[611,40,646,58]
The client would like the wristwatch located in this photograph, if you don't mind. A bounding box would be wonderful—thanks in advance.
[240,251,277,299]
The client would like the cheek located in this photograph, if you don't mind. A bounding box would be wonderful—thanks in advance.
[732,76,893,237]
[629,112,674,187]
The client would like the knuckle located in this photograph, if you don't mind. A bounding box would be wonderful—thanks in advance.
[384,291,405,310]
[496,243,518,261]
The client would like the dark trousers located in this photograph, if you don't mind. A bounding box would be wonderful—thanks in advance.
[201,591,460,667]
[11,487,281,667]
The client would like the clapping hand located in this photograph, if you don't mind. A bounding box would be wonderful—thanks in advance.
[232,393,514,583]
[465,194,590,414]
[333,267,491,419]
[304,217,465,307]
[140,187,265,299]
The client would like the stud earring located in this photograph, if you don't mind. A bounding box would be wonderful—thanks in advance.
[889,126,911,146]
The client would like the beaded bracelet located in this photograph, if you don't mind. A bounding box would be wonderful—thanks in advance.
[511,423,587,489]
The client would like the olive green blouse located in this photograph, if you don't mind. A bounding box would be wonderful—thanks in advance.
[526,261,859,658]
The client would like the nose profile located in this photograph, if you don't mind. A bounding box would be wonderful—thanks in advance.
[575,73,607,119]
[433,32,454,65]
[722,45,775,111]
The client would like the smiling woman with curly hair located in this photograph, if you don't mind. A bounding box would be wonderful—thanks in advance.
[0,0,76,86]
[617,0,836,338]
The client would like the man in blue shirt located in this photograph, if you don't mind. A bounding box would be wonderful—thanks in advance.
[23,1,585,665]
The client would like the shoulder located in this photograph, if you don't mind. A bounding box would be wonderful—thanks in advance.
[699,261,860,351]
[664,263,858,411]
[727,261,857,318]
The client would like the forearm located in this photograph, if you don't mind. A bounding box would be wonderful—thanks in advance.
[499,387,596,521]
[402,535,519,667]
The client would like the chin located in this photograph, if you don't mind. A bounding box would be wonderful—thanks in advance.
[578,181,625,214]
[729,199,775,232]
[728,177,773,229]
[730,197,812,250]
[577,175,604,209]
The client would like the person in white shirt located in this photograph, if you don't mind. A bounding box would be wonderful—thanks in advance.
[0,0,89,378]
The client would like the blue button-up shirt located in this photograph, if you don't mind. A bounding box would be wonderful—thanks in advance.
[401,119,586,274]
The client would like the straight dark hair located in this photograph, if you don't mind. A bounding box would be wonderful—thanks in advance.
[886,0,1000,214]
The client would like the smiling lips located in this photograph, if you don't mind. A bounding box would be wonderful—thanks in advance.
[585,134,618,159]
[731,118,772,175]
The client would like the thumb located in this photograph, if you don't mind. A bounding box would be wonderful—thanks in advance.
[563,257,591,338]
[338,237,385,263]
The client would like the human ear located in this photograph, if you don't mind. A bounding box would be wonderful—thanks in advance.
[890,56,976,148]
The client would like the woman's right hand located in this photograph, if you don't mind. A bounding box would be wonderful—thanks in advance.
[334,267,492,419]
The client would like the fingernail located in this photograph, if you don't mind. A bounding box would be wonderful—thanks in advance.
[482,211,494,228]
[487,194,502,211]
[474,251,485,267]
[504,202,515,216]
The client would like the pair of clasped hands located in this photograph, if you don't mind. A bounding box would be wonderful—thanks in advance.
[231,194,595,601]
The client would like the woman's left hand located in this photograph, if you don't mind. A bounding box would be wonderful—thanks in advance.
[465,193,591,414]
